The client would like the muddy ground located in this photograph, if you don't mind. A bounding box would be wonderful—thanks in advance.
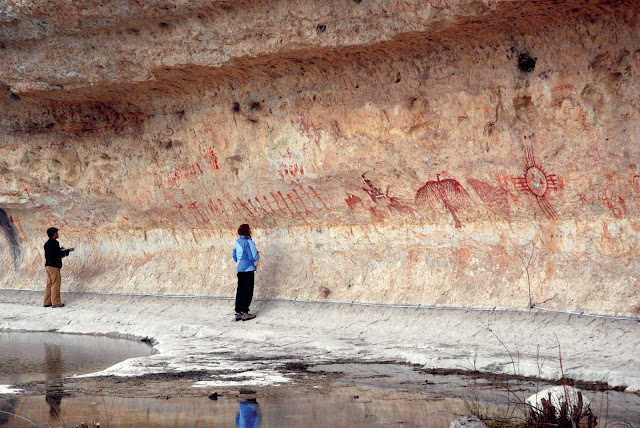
[1,289,640,424]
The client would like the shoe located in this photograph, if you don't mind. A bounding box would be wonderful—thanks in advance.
[235,313,242,321]
[52,304,65,308]
[242,313,256,321]
[43,304,51,307]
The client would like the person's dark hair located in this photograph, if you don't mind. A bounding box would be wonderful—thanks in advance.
[47,227,58,238]
[238,224,251,237]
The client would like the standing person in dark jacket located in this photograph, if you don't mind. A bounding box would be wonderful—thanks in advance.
[232,224,259,321]
[43,227,74,308]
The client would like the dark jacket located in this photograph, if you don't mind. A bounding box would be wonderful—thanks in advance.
[44,238,70,269]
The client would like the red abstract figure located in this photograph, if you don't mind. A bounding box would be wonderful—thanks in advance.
[345,194,364,210]
[630,174,640,194]
[415,174,470,228]
[385,187,417,217]
[513,147,559,219]
[598,188,626,219]
[467,178,511,221]
[577,193,587,204]
[362,173,385,203]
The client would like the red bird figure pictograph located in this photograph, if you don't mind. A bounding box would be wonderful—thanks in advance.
[415,174,470,228]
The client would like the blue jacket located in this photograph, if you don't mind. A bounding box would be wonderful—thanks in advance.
[233,236,259,272]
[236,401,260,428]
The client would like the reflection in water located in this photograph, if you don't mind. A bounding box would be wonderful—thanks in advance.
[0,397,20,426]
[45,383,63,420]
[0,332,153,385]
[44,343,63,421]
[236,398,260,428]
[2,387,640,428]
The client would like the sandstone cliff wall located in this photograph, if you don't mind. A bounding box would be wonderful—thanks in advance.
[1,0,639,316]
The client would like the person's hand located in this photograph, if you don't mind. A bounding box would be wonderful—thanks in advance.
[69,248,75,251]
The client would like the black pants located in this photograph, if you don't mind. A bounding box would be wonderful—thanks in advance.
[235,271,255,313]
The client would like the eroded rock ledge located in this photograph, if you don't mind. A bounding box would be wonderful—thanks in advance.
[1,0,639,316]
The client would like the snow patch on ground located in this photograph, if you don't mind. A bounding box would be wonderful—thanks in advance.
[193,370,290,388]
[0,385,22,394]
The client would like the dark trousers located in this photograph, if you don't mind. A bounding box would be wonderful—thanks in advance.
[235,271,255,313]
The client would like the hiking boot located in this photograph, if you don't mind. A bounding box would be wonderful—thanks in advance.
[52,304,65,308]
[242,313,256,321]
[43,304,52,307]
[235,313,242,321]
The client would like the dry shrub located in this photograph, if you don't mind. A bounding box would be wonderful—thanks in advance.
[527,390,597,427]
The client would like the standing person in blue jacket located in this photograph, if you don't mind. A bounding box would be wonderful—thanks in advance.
[233,223,260,321]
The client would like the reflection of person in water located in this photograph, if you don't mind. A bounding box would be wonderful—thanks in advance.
[236,398,261,428]
[0,396,20,425]
[44,343,63,420]
[45,383,63,419]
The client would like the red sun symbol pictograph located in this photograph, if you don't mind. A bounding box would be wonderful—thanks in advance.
[513,147,559,219]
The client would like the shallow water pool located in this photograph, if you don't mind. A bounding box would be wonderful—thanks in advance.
[0,332,153,385]
[0,389,482,427]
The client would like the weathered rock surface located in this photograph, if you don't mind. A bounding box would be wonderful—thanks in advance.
[1,0,639,316]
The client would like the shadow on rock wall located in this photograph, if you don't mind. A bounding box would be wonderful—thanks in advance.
[0,208,21,271]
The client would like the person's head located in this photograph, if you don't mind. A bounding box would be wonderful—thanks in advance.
[46,227,59,239]
[238,224,251,238]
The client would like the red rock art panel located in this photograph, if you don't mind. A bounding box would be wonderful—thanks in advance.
[234,196,259,222]
[293,113,321,144]
[551,83,575,107]
[415,174,470,228]
[23,188,37,207]
[427,0,453,12]
[385,187,417,217]
[76,209,112,227]
[161,162,203,187]
[25,187,114,228]
[306,186,329,211]
[467,178,511,221]
[345,194,364,210]
[353,174,416,217]
[279,163,304,182]
[630,174,640,194]
[512,142,560,219]
[361,173,385,203]
[223,186,328,225]
[494,174,521,204]
[43,209,64,226]
[550,84,591,130]
[8,215,27,243]
[172,194,212,226]
[598,188,628,219]
[585,144,624,161]
[198,144,219,170]
[277,148,306,183]
[577,193,587,204]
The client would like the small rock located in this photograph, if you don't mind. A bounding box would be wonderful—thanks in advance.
[450,415,488,428]
[208,392,218,400]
